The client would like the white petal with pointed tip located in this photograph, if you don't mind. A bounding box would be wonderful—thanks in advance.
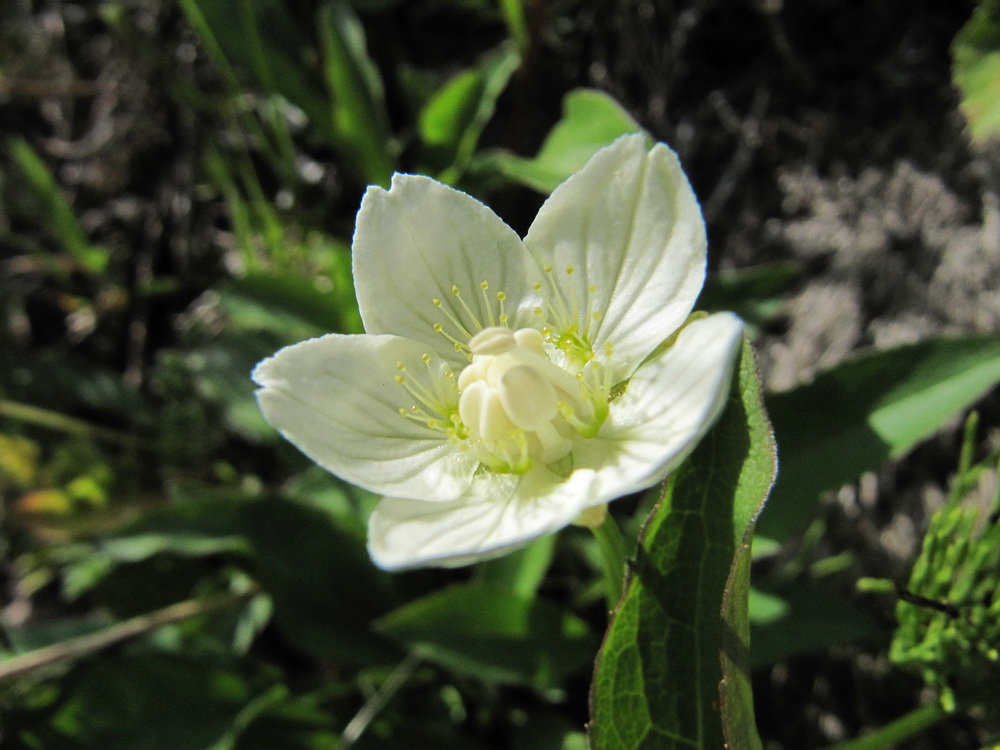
[353,174,539,363]
[524,134,707,382]
[253,333,477,501]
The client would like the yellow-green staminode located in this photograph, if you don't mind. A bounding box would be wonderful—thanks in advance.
[253,134,743,570]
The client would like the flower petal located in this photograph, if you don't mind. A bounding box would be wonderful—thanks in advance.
[368,467,599,569]
[353,174,538,361]
[524,134,707,381]
[573,313,744,500]
[253,333,477,500]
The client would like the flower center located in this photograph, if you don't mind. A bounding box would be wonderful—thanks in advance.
[394,280,614,476]
[456,326,606,474]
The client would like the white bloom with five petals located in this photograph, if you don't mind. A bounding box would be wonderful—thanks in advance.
[253,135,743,570]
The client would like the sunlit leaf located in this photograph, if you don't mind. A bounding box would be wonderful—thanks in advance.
[472,89,643,194]
[419,43,520,181]
[589,337,776,750]
[952,0,1000,141]
[757,335,1000,543]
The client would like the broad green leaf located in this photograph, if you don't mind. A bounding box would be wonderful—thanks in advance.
[757,335,1000,543]
[241,497,399,664]
[589,337,776,750]
[952,0,1000,141]
[318,1,396,186]
[419,43,520,182]
[9,138,110,274]
[473,89,643,194]
[376,582,594,690]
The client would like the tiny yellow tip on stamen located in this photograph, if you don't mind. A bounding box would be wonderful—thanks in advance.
[394,375,405,384]
[421,353,431,363]
[589,284,597,293]
[533,282,542,290]
[533,307,544,316]
[433,323,444,332]
[543,264,553,273]
[480,281,489,290]
[398,407,407,417]
[451,285,460,295]
[454,343,463,351]
[496,291,506,301]
[433,298,442,307]
[396,362,406,371]
[593,311,603,321]
[566,264,574,274]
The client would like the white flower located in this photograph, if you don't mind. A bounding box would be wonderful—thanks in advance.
[253,135,743,570]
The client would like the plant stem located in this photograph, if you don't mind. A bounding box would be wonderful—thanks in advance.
[341,653,422,747]
[0,399,134,447]
[0,586,259,682]
[821,703,947,750]
[591,510,627,613]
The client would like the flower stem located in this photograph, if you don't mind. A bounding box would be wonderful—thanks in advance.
[591,511,627,613]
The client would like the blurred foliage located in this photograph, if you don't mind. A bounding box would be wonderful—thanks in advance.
[1,1,999,749]
[953,0,1000,141]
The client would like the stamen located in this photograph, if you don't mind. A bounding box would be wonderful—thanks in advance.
[479,282,495,327]
[496,291,508,326]
[433,298,473,341]
[452,285,484,333]
[393,358,459,435]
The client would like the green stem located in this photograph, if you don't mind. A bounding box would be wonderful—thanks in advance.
[821,703,947,750]
[0,586,260,682]
[591,511,627,612]
[0,399,134,446]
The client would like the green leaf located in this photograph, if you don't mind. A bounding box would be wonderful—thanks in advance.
[473,535,555,597]
[589,337,776,750]
[376,582,595,690]
[318,1,396,186]
[180,0,333,137]
[748,585,879,667]
[419,43,520,182]
[38,651,274,750]
[473,89,643,194]
[757,334,1000,543]
[952,0,1000,141]
[8,138,110,274]
[698,263,800,334]
[241,497,399,664]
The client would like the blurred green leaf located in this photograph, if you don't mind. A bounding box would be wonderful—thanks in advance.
[35,651,276,750]
[699,263,799,334]
[474,534,555,597]
[8,138,110,274]
[377,582,594,689]
[318,1,396,185]
[757,335,1000,543]
[749,585,879,667]
[180,0,333,138]
[241,497,399,664]
[419,43,520,182]
[952,0,1000,141]
[473,89,643,193]
[589,337,775,750]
